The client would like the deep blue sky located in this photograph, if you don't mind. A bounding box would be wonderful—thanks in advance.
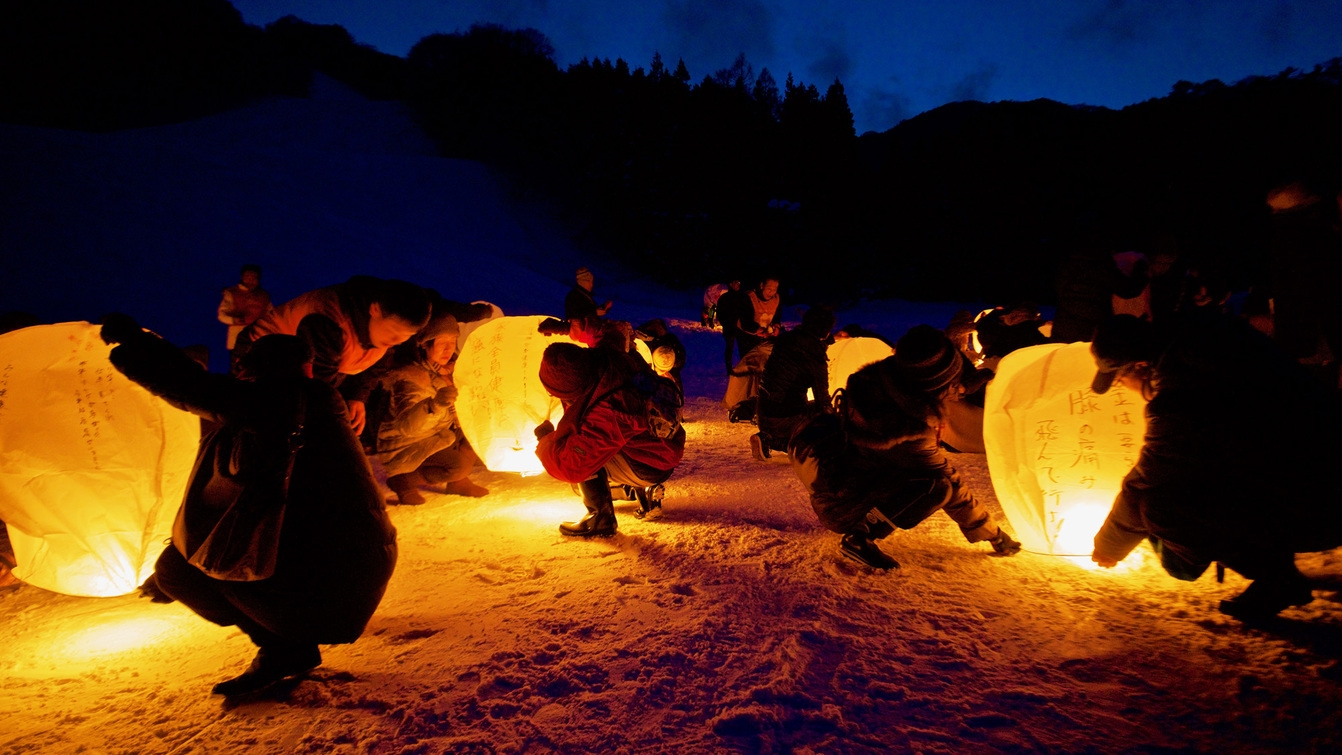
[231,0,1342,134]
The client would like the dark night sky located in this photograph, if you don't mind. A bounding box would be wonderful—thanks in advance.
[230,0,1342,133]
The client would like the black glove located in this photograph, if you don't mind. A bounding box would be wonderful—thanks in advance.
[137,573,175,604]
[534,420,555,439]
[100,313,142,346]
[989,528,1021,556]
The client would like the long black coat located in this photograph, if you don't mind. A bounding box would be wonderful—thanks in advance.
[109,331,397,645]
[1093,315,1342,577]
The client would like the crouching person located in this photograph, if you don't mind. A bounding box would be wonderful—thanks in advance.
[535,342,686,535]
[789,325,1020,569]
[101,315,396,696]
[375,314,487,505]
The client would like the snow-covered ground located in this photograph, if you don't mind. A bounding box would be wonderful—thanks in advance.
[4,77,1342,755]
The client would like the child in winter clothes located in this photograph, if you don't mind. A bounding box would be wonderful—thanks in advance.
[374,314,487,505]
[789,325,1021,569]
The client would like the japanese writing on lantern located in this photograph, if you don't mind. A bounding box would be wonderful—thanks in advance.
[0,362,12,418]
[73,341,119,469]
[1032,384,1144,526]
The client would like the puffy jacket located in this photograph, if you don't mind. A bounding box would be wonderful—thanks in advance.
[758,327,829,420]
[537,351,685,483]
[375,360,459,477]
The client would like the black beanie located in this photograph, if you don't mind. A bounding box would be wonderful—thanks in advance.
[893,324,963,397]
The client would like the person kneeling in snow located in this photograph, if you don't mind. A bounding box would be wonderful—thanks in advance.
[789,325,1021,569]
[751,305,835,460]
[374,313,487,505]
[102,316,397,696]
[535,342,686,535]
[1088,314,1342,620]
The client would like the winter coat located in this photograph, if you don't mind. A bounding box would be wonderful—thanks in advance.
[716,289,752,337]
[758,327,829,420]
[790,359,992,540]
[1092,315,1342,573]
[239,276,391,401]
[564,286,603,322]
[537,349,685,484]
[217,284,272,350]
[374,359,459,477]
[108,330,397,645]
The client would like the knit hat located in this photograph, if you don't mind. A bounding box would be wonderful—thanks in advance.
[539,342,596,401]
[1090,315,1154,394]
[892,324,963,397]
[652,345,677,373]
[417,313,459,346]
[799,306,836,338]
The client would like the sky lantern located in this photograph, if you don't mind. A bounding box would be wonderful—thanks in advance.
[983,342,1146,557]
[0,322,199,597]
[453,315,571,474]
[827,337,894,395]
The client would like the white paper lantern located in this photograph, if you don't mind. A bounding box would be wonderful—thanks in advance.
[828,337,894,396]
[983,342,1146,556]
[0,323,199,596]
[453,316,571,474]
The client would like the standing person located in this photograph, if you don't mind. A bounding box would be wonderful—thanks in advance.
[374,314,487,506]
[217,264,273,368]
[737,277,782,357]
[235,275,431,436]
[1088,314,1342,619]
[716,279,748,374]
[565,266,613,323]
[99,316,397,696]
[535,342,686,533]
[752,306,835,460]
[789,325,1021,569]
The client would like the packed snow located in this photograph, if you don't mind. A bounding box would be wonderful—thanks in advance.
[3,77,1342,755]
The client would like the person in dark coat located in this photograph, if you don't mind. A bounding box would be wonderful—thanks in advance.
[535,342,686,533]
[715,279,749,374]
[751,306,835,460]
[101,316,397,696]
[564,266,613,322]
[789,325,1021,570]
[1088,314,1342,620]
[975,301,1049,364]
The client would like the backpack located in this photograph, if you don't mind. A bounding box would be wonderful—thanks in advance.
[631,369,684,439]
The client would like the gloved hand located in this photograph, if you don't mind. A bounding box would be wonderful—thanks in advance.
[100,313,142,346]
[433,385,458,407]
[534,420,555,440]
[989,528,1021,556]
[137,574,175,604]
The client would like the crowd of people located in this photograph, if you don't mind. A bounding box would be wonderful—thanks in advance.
[4,182,1340,697]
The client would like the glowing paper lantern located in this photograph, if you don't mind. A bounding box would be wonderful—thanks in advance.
[983,342,1146,556]
[827,337,894,395]
[453,316,571,474]
[457,301,503,347]
[0,323,199,596]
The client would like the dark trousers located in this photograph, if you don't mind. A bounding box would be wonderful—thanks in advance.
[154,546,307,651]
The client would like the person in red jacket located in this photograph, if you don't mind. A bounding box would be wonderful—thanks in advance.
[534,342,686,536]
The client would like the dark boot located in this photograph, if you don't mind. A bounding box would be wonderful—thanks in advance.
[840,533,900,570]
[387,471,428,506]
[212,643,322,696]
[634,483,665,520]
[560,470,617,537]
[1219,568,1314,620]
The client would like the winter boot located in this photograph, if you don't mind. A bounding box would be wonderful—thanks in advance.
[839,533,900,570]
[634,483,665,521]
[212,643,322,696]
[988,528,1022,556]
[387,471,429,506]
[560,470,617,537]
[749,432,771,461]
[1219,570,1314,620]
